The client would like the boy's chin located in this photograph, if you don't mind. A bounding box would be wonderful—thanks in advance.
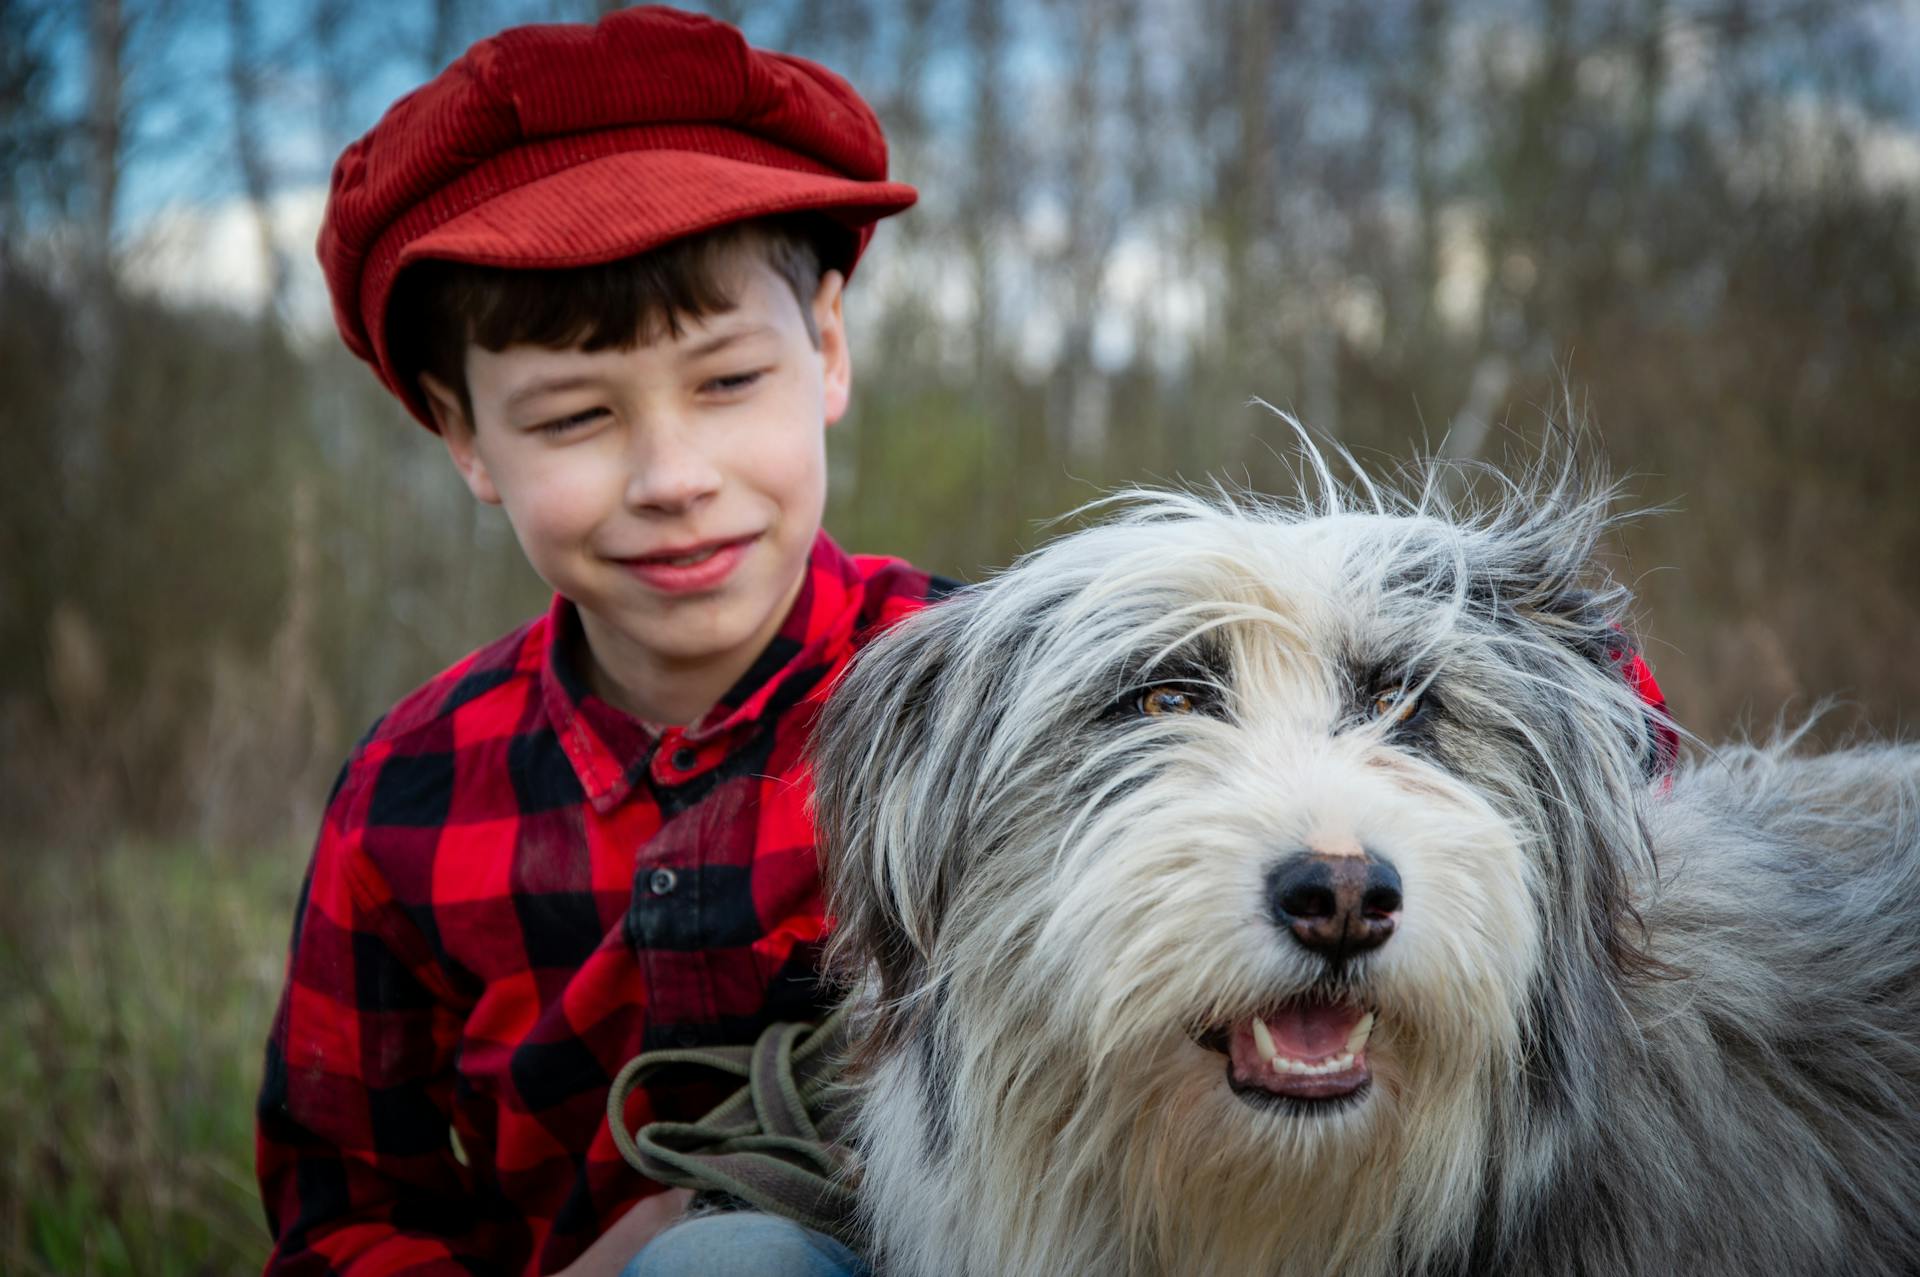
[625,604,778,663]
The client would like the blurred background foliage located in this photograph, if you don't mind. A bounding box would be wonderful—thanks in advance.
[1,0,1916,1270]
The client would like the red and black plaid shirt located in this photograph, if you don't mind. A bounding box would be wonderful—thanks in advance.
[256,532,947,1276]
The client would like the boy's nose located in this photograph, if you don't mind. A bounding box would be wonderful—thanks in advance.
[625,423,723,513]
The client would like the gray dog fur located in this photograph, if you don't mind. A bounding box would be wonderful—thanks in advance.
[809,440,1920,1277]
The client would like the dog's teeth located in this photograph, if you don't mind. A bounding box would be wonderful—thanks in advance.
[1252,1018,1277,1061]
[1267,1051,1359,1078]
[1346,1012,1376,1054]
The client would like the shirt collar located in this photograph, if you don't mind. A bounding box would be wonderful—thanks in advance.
[538,530,871,812]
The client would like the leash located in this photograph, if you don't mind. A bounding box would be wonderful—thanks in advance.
[606,1005,860,1245]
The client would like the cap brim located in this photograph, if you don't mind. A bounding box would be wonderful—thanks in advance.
[403,148,913,271]
[379,149,916,427]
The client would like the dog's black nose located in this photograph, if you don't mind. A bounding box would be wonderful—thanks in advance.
[1266,851,1402,961]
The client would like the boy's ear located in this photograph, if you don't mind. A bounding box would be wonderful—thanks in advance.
[419,371,502,506]
[813,269,850,427]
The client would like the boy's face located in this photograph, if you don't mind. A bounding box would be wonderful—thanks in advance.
[421,256,849,711]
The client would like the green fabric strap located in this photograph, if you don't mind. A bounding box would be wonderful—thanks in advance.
[606,1006,859,1245]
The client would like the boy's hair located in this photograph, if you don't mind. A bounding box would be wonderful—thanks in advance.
[389,216,829,425]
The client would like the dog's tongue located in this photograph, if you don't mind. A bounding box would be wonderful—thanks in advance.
[1267,998,1365,1060]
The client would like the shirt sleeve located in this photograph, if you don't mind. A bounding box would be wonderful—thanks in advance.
[255,758,507,1276]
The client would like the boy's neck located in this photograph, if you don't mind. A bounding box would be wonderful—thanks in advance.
[571,566,809,729]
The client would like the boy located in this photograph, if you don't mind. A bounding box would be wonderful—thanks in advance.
[256,8,941,1275]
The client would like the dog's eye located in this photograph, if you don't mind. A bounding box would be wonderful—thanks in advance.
[1137,685,1201,717]
[1373,686,1422,724]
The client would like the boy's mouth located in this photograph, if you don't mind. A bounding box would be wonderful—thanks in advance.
[642,542,731,566]
[616,534,758,593]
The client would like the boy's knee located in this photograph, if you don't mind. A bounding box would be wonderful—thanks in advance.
[621,1213,869,1277]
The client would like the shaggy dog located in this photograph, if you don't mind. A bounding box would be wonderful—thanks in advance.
[808,446,1920,1277]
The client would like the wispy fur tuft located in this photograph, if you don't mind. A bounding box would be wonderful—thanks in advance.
[811,433,1920,1277]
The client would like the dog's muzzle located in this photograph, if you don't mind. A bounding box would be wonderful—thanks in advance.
[1187,849,1402,1113]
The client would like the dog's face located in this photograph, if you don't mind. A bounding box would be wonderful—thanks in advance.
[814,483,1665,1221]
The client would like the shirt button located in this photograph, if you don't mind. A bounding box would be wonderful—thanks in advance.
[649,868,678,896]
[671,747,697,770]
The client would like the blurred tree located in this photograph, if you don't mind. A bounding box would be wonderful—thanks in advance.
[0,0,71,253]
[226,0,289,320]
[86,0,125,269]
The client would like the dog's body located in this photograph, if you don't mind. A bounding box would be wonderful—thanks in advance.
[810,450,1920,1277]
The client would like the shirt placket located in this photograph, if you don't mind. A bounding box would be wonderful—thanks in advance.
[629,725,727,1048]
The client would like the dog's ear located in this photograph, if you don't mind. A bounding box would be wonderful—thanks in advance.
[1486,489,1624,664]
[1469,488,1681,980]
[811,593,977,1011]
[1481,488,1676,781]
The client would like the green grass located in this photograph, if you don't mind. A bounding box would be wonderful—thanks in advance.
[0,841,305,1275]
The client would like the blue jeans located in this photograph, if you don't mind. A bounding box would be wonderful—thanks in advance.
[621,1213,871,1277]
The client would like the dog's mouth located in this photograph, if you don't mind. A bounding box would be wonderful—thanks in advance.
[1194,995,1376,1111]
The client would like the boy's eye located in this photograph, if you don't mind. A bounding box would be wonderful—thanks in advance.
[533,408,608,436]
[702,370,765,394]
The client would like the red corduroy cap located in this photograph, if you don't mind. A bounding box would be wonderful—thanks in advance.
[318,4,917,429]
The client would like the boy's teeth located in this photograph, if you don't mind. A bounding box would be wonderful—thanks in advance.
[659,546,719,566]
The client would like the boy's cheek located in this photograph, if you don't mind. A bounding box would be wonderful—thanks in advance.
[492,486,606,576]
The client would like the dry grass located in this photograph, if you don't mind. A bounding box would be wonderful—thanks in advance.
[0,840,303,1275]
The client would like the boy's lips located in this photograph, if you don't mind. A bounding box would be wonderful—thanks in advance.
[615,534,758,593]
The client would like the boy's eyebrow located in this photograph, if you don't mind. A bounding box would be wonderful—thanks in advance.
[681,324,774,359]
[504,375,602,411]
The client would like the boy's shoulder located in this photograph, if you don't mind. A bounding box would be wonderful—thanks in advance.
[323,610,550,826]
[359,612,547,757]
